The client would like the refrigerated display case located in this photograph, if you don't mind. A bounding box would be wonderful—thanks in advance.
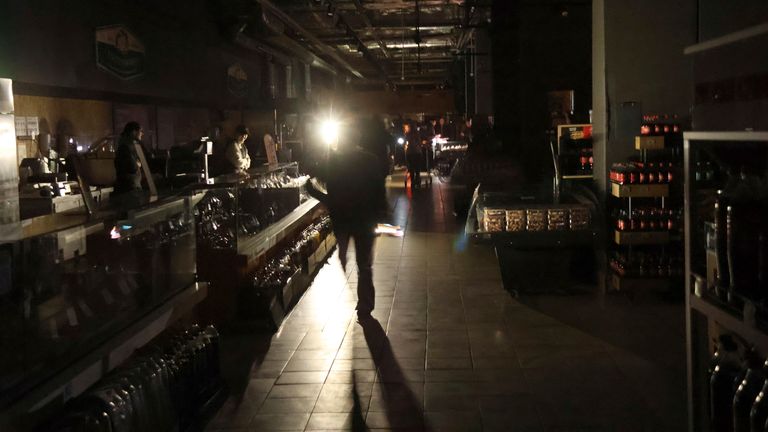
[684,132,768,432]
[0,189,205,417]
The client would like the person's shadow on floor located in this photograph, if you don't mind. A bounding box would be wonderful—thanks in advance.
[352,317,431,431]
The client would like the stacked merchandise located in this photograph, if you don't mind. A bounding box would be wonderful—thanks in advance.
[240,216,334,329]
[609,249,683,278]
[607,112,684,291]
[49,325,221,432]
[195,191,237,249]
[480,205,591,233]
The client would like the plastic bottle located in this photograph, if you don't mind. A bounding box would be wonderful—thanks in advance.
[710,335,741,432]
[749,360,768,432]
[734,350,766,432]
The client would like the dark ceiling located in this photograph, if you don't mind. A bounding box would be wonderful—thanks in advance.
[224,0,492,90]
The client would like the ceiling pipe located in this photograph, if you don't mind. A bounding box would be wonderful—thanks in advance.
[350,0,391,59]
[252,0,364,78]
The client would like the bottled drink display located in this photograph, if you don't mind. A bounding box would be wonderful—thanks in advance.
[710,171,768,304]
[710,335,741,432]
[733,350,766,432]
[50,324,221,432]
[614,207,679,232]
[609,162,674,185]
[640,113,681,137]
[609,250,682,278]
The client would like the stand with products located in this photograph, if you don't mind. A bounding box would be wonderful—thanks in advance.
[607,115,684,292]
[684,132,768,432]
[465,181,597,295]
[193,162,336,329]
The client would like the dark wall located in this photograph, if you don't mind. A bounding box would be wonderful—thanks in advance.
[690,2,768,132]
[492,0,592,178]
[0,0,277,109]
[699,0,768,41]
[593,0,697,196]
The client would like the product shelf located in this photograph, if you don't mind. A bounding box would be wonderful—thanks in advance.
[614,230,670,245]
[689,293,768,353]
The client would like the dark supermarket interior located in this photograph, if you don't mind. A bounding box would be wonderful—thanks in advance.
[1,1,768,431]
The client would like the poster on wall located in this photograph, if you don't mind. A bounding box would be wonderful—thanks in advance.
[95,25,146,80]
[226,63,248,97]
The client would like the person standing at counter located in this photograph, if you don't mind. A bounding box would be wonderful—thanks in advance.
[114,121,144,195]
[306,125,387,321]
[224,125,251,174]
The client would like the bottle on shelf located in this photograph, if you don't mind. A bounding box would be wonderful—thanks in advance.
[749,360,768,432]
[710,334,741,432]
[733,349,766,432]
[641,115,652,136]
[714,190,732,302]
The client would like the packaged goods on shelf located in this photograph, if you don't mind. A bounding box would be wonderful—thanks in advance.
[505,209,526,232]
[570,207,591,230]
[483,208,506,232]
[526,209,547,232]
[547,208,568,231]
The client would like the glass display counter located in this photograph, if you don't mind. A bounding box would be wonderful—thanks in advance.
[193,162,309,255]
[465,182,597,248]
[0,189,199,410]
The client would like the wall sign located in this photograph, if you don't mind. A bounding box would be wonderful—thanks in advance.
[226,63,248,97]
[95,25,146,80]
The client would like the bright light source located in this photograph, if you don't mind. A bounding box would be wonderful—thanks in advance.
[320,119,339,146]
[397,137,405,145]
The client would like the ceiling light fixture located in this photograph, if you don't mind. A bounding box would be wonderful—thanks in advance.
[326,3,334,17]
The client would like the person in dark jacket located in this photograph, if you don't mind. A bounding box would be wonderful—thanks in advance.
[403,121,424,188]
[306,125,387,320]
[114,121,144,195]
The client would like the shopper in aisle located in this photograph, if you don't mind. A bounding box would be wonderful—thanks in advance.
[306,121,387,320]
[404,121,424,188]
[224,124,251,174]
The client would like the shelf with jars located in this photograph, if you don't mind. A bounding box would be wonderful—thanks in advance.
[683,131,768,432]
[607,114,684,289]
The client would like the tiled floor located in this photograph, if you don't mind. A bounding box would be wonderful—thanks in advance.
[206,172,686,431]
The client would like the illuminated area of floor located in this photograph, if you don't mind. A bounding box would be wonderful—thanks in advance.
[206,175,685,431]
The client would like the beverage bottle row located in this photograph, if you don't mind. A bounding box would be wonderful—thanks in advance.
[615,207,679,232]
[609,251,682,277]
[578,149,594,173]
[610,162,674,185]
[709,335,768,432]
[641,114,681,136]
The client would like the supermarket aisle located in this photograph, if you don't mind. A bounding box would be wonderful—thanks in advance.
[205,174,684,431]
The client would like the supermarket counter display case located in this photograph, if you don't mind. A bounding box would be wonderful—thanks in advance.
[191,162,328,325]
[465,182,598,295]
[465,182,598,248]
[0,188,208,428]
